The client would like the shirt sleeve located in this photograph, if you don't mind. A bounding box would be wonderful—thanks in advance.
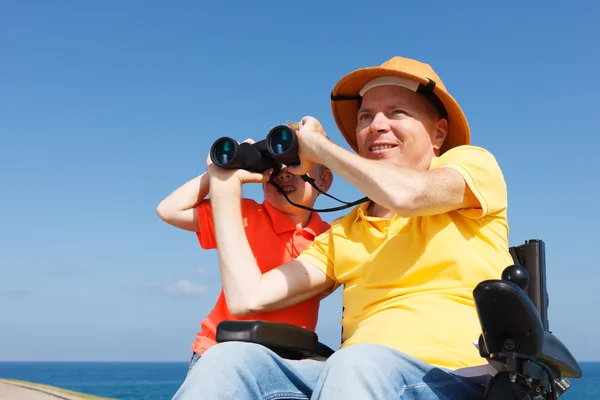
[195,199,216,249]
[297,226,341,293]
[434,145,508,219]
[195,198,253,249]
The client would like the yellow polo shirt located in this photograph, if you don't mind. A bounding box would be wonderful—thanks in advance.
[297,145,513,370]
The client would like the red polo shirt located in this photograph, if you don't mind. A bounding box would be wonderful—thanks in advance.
[190,198,330,355]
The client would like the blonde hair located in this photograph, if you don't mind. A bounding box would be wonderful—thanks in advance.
[284,121,300,132]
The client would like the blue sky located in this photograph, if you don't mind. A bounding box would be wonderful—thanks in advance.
[1,0,598,363]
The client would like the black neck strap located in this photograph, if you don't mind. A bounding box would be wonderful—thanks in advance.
[268,175,369,213]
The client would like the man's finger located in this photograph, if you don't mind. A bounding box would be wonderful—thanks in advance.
[299,116,314,128]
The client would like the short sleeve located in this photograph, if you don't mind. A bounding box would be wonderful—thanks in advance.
[195,199,216,249]
[433,145,507,218]
[195,198,254,249]
[297,227,340,293]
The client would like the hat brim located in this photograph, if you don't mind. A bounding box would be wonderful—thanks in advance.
[331,66,470,155]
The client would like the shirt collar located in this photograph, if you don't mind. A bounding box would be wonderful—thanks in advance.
[353,201,401,223]
[262,200,324,237]
[304,209,326,237]
[353,201,371,222]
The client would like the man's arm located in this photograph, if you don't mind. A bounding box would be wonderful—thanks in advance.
[156,173,210,231]
[312,139,476,217]
[293,118,478,218]
[210,179,335,316]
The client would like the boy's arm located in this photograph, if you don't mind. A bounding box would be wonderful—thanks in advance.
[210,177,335,317]
[156,172,210,232]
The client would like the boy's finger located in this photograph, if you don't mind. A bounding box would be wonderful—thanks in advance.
[241,169,272,183]
[259,169,273,182]
[287,164,309,176]
[261,169,274,182]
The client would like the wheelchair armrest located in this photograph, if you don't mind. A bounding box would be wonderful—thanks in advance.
[473,279,581,379]
[215,320,335,360]
[474,279,544,358]
[540,332,581,379]
[474,272,582,399]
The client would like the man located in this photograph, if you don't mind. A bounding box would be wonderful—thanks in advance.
[173,56,513,399]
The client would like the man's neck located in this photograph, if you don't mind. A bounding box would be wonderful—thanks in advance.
[367,202,395,219]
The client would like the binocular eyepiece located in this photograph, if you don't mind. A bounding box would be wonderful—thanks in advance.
[210,125,299,173]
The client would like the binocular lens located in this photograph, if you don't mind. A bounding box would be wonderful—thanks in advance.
[213,138,236,165]
[269,127,293,155]
[210,124,298,172]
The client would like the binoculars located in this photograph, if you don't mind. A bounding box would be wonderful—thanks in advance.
[209,125,299,173]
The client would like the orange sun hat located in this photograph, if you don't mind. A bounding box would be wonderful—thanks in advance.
[330,56,470,155]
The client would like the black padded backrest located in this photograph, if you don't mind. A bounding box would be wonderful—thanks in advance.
[509,239,550,332]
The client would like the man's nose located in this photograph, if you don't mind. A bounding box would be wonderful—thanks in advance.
[370,112,390,133]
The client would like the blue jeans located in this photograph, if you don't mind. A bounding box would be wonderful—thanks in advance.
[186,352,201,376]
[172,342,485,399]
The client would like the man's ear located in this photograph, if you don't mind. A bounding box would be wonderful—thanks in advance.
[432,119,448,152]
[318,168,334,193]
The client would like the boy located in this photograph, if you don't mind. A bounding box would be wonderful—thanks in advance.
[156,123,334,373]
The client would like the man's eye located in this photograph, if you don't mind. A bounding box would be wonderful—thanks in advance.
[358,113,372,121]
[391,109,407,117]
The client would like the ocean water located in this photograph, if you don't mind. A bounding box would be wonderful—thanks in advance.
[0,362,186,400]
[0,361,598,399]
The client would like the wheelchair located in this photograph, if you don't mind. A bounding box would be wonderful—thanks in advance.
[215,239,582,399]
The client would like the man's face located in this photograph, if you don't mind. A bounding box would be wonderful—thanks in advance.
[355,85,447,170]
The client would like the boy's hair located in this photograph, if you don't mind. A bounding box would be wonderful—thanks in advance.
[285,121,300,132]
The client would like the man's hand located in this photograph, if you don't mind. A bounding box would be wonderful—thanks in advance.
[206,138,273,189]
[287,116,328,176]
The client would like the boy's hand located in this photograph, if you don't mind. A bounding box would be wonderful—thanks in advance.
[287,116,328,176]
[206,139,273,188]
